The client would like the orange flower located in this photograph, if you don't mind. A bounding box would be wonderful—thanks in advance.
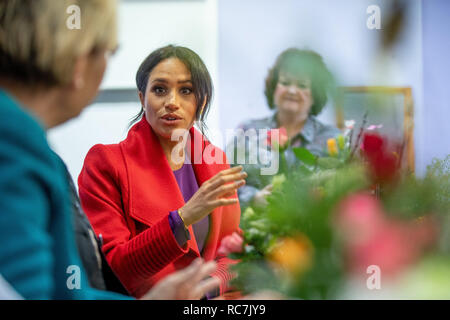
[327,138,338,156]
[267,234,314,276]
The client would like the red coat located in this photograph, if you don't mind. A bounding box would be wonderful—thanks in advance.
[78,117,241,298]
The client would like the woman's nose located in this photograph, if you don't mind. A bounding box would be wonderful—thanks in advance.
[287,84,297,94]
[166,91,180,109]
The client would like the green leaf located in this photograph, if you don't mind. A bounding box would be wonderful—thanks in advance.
[293,147,317,166]
[228,252,244,260]
[298,165,312,175]
[317,157,342,169]
[242,207,256,220]
[271,174,286,191]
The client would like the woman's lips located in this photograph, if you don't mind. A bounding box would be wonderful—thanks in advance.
[284,97,300,102]
[161,113,182,119]
[160,117,182,126]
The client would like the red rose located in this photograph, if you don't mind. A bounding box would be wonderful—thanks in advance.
[361,133,384,158]
[361,133,399,183]
[267,127,288,149]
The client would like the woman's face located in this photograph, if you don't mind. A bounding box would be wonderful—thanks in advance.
[273,71,314,121]
[140,57,198,140]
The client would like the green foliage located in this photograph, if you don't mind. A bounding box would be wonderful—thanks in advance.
[382,175,446,219]
[266,164,368,246]
[232,161,369,299]
[317,157,342,169]
[271,174,286,192]
[292,147,317,167]
[382,155,449,230]
[426,155,450,213]
[232,136,449,299]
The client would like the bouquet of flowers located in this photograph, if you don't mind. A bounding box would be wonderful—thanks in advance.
[220,124,450,299]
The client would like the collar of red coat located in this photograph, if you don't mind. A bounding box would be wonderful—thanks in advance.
[119,117,232,256]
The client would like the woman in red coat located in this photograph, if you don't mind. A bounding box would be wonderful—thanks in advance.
[78,45,246,298]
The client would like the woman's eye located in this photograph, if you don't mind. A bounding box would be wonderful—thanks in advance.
[279,78,310,89]
[180,87,193,95]
[152,86,166,95]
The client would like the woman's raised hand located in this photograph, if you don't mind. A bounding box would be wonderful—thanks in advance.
[179,166,247,227]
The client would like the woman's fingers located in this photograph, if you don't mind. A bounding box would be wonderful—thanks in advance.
[210,179,245,198]
[210,198,239,208]
[209,165,243,179]
[189,260,217,285]
[186,261,218,298]
[141,258,206,300]
[192,277,221,299]
[210,166,243,182]
[207,169,247,191]
[182,167,245,225]
[170,258,203,284]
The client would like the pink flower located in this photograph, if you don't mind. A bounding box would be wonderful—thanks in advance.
[366,124,383,131]
[267,127,288,149]
[335,194,438,277]
[335,193,386,243]
[218,232,244,256]
[347,220,436,277]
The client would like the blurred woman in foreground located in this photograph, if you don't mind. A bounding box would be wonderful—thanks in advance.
[0,0,218,299]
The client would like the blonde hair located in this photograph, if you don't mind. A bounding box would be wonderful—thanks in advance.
[0,0,118,86]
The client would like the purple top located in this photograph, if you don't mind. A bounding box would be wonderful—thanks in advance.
[168,162,210,253]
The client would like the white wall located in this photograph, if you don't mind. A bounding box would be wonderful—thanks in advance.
[48,0,219,183]
[100,0,218,90]
[422,0,450,169]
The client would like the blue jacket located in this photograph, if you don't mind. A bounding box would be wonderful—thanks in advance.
[0,89,130,299]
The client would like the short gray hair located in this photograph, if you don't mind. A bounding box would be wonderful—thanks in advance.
[0,0,118,86]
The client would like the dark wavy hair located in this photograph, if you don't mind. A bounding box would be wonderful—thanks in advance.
[129,45,213,131]
[264,48,335,116]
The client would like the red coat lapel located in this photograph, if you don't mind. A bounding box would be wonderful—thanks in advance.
[187,127,233,258]
[119,118,200,255]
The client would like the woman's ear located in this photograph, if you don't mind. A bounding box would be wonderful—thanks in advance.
[71,54,89,90]
[138,91,145,111]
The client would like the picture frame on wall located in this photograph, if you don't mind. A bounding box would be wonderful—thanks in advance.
[335,86,415,172]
